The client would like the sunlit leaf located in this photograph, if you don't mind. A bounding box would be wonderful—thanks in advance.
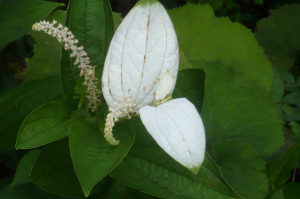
[191,60,284,156]
[255,5,300,71]
[168,3,273,88]
[212,141,268,199]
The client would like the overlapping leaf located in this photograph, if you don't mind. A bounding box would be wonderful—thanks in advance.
[212,141,268,199]
[10,150,41,188]
[0,0,59,48]
[0,76,65,154]
[255,5,300,71]
[168,3,273,88]
[16,101,73,149]
[61,0,114,106]
[110,118,240,199]
[110,181,161,199]
[69,120,135,196]
[25,10,66,82]
[267,141,300,188]
[31,138,84,197]
[191,60,284,157]
[173,69,205,112]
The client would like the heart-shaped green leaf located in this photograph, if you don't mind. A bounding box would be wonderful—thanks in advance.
[69,120,135,196]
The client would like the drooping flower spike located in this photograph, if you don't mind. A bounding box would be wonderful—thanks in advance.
[32,20,101,111]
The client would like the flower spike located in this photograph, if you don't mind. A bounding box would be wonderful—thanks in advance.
[32,20,101,111]
[104,96,136,146]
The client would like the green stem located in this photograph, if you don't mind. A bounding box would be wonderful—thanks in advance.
[77,95,86,117]
[292,167,297,183]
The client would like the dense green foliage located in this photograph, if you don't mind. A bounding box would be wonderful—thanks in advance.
[0,0,300,199]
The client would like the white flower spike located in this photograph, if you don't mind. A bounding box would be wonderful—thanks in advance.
[102,0,179,112]
[32,20,101,111]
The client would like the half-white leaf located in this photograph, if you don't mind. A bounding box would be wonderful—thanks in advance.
[102,0,179,111]
[139,98,206,174]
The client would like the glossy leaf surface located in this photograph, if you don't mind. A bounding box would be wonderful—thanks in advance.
[16,102,73,149]
[10,150,41,188]
[31,138,84,197]
[69,120,135,196]
[111,118,239,199]
[0,76,65,154]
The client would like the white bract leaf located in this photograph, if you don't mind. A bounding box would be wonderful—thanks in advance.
[155,70,174,101]
[102,0,179,111]
[139,98,206,174]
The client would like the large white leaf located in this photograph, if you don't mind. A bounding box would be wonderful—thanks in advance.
[102,0,179,111]
[139,98,206,174]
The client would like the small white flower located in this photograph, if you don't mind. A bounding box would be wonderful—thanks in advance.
[155,70,174,101]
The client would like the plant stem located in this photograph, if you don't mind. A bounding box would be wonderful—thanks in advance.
[292,167,297,183]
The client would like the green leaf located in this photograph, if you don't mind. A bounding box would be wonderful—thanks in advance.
[0,67,19,94]
[74,76,87,96]
[0,176,13,190]
[280,72,295,86]
[0,183,72,199]
[31,137,84,197]
[269,189,284,199]
[61,0,114,107]
[283,92,300,107]
[290,121,300,141]
[110,181,161,199]
[255,5,300,71]
[282,183,300,198]
[212,141,268,199]
[16,101,73,149]
[66,0,114,66]
[281,103,300,122]
[0,0,59,47]
[267,141,300,188]
[254,0,264,5]
[223,0,234,9]
[0,76,65,154]
[69,120,135,196]
[179,52,193,70]
[10,150,41,188]
[201,0,224,10]
[60,50,78,108]
[110,118,240,199]
[191,60,284,156]
[112,12,122,32]
[168,3,273,88]
[173,69,205,112]
[270,66,284,103]
[25,10,66,82]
